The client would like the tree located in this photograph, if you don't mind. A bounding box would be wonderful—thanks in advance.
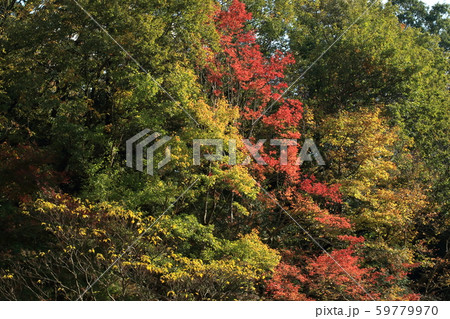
[391,0,450,50]
[240,0,449,300]
[0,192,280,300]
[1,0,447,300]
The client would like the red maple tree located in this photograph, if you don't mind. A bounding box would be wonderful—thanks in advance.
[201,0,419,301]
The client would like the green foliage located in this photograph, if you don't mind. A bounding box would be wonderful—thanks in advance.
[1,0,448,301]
[0,193,279,300]
[391,0,450,50]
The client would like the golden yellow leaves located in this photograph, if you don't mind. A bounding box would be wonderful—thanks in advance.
[18,193,280,300]
[214,165,259,199]
[96,253,105,261]
[63,245,76,253]
[320,106,429,270]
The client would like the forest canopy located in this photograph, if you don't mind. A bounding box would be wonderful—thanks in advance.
[0,0,448,300]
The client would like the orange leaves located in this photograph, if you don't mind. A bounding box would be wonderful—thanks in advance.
[204,0,296,124]
[266,262,311,301]
[315,212,352,230]
[214,0,253,34]
[267,248,380,301]
[262,99,304,133]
